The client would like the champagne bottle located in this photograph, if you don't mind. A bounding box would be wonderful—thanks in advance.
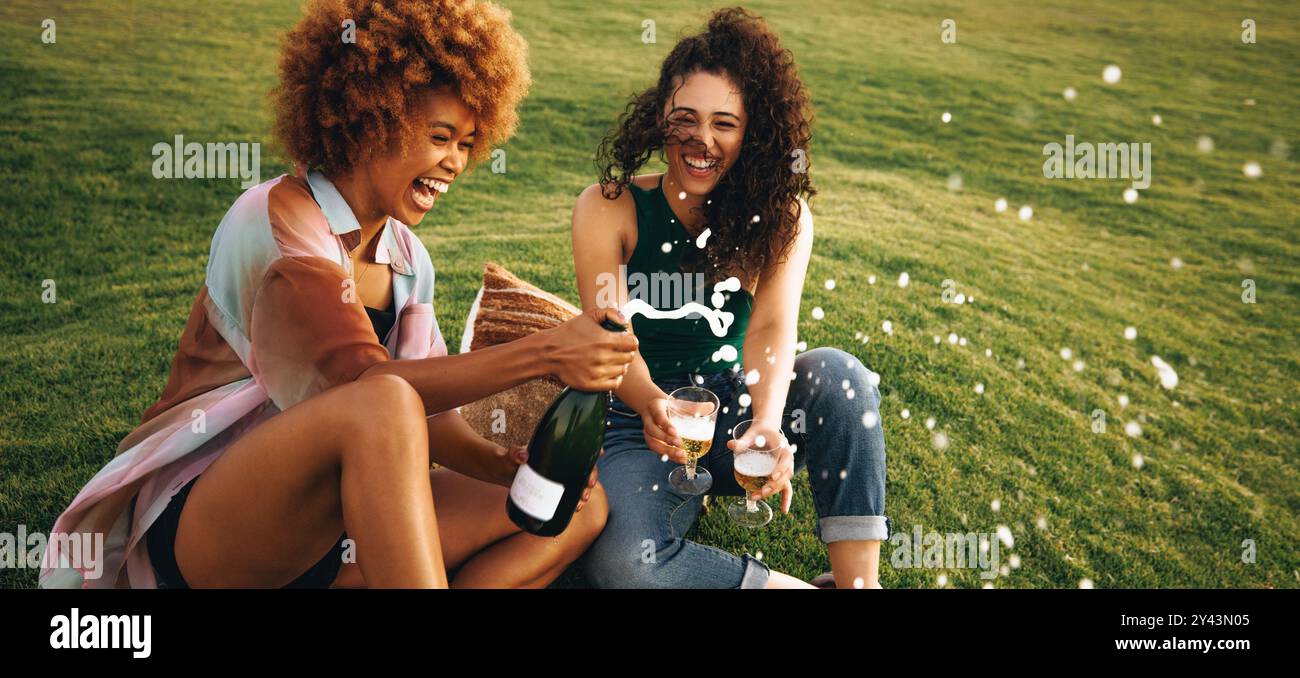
[507,318,626,536]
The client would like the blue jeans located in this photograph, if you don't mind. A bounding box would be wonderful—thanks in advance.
[584,347,889,589]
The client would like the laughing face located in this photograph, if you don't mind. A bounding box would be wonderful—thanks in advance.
[661,70,747,197]
[359,88,478,225]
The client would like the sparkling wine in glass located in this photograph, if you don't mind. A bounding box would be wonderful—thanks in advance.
[727,418,780,527]
[666,386,718,495]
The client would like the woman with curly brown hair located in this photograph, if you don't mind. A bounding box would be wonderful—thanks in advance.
[41,0,635,589]
[572,7,889,588]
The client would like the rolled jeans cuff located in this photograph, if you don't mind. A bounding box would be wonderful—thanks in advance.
[738,554,770,589]
[818,516,890,544]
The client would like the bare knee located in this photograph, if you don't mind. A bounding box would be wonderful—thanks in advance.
[337,374,428,466]
[569,483,609,544]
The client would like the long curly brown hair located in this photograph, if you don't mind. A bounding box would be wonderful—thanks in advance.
[596,7,814,282]
[272,0,530,175]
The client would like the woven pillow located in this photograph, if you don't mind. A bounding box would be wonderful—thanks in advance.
[458,262,580,448]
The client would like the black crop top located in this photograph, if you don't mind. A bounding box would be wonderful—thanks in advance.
[364,301,396,343]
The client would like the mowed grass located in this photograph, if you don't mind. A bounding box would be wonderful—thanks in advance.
[1,0,1297,589]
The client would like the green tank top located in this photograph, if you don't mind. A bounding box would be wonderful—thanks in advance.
[626,175,753,378]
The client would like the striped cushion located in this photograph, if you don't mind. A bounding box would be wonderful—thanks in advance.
[459,263,579,448]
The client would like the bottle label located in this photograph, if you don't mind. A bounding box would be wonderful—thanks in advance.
[509,463,565,522]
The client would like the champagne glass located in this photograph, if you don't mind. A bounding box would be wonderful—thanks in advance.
[665,386,718,495]
[727,418,781,527]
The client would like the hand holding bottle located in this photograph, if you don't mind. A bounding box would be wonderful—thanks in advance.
[494,443,602,513]
[544,308,637,391]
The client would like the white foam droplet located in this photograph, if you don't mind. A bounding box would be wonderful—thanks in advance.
[811,306,825,320]
[1124,421,1142,438]
[1018,205,1033,221]
[941,111,952,123]
[1102,64,1121,84]
[1132,454,1145,469]
[901,408,910,419]
[695,227,711,249]
[1063,87,1077,101]
[1197,136,1214,153]
[678,191,687,200]
[898,272,910,288]
[738,393,752,408]
[862,411,879,429]
[975,382,985,394]
[1243,162,1262,178]
[745,369,761,386]
[1123,187,1138,204]
[1124,326,1137,340]
[882,320,893,335]
[925,417,936,430]
[1151,355,1178,389]
[867,275,877,285]
[1073,360,1085,372]
[1079,578,1094,589]
[994,198,1008,212]
[660,242,672,253]
[996,525,1014,548]
[1152,113,1162,126]
[717,344,738,363]
[1060,347,1073,360]
[932,431,949,451]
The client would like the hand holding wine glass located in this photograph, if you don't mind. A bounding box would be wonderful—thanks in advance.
[726,419,795,513]
[725,419,793,527]
[639,395,686,464]
[664,386,719,495]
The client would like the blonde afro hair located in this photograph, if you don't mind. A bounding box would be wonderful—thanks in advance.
[273,0,531,173]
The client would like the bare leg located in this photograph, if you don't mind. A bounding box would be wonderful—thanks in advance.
[828,540,882,588]
[764,570,817,589]
[174,374,446,588]
[334,468,608,589]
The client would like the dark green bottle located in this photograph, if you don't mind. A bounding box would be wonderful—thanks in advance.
[507,318,625,536]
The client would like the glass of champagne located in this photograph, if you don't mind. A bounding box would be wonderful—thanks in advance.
[666,386,718,495]
[727,418,781,528]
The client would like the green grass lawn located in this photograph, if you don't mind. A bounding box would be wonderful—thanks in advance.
[1,0,1296,588]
